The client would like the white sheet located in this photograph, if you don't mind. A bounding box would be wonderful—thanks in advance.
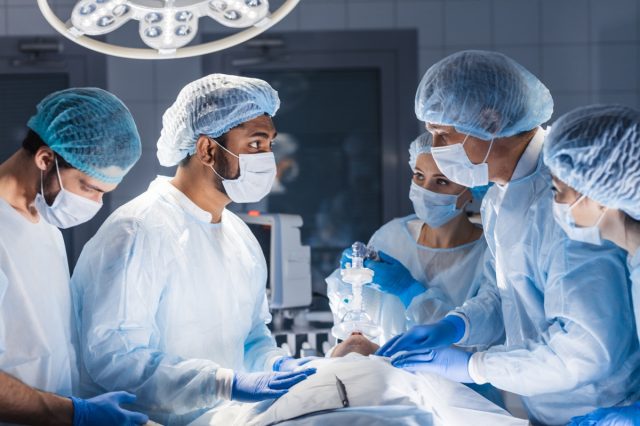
[188,354,527,426]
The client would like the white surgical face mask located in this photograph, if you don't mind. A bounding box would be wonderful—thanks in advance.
[210,140,277,203]
[431,134,494,187]
[409,181,467,228]
[34,158,103,229]
[552,194,607,246]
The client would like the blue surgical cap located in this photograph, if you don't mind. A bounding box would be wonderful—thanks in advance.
[544,104,640,220]
[408,132,433,169]
[415,50,554,140]
[27,87,141,184]
[157,73,280,167]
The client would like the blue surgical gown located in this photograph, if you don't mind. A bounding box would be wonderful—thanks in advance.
[455,134,640,425]
[71,177,286,425]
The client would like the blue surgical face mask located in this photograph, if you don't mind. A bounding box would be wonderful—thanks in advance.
[409,181,468,228]
[552,194,607,246]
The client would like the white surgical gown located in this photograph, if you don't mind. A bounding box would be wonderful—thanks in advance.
[71,177,286,425]
[0,198,77,397]
[456,129,640,425]
[327,215,494,346]
[190,354,526,426]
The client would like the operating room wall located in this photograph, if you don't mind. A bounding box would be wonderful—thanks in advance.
[1,0,639,211]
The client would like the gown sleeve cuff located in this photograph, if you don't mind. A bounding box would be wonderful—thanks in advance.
[447,312,470,344]
[468,352,489,385]
[215,368,235,400]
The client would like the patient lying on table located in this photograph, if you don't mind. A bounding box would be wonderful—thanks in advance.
[189,332,525,426]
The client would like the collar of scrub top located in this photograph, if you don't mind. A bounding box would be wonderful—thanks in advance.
[152,176,217,224]
[508,126,546,182]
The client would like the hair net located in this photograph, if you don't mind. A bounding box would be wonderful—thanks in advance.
[408,132,433,169]
[27,87,141,184]
[415,50,554,140]
[157,73,280,167]
[544,104,640,220]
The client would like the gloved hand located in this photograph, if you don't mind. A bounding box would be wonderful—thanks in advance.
[340,247,354,269]
[231,368,316,402]
[363,251,425,307]
[71,391,149,426]
[376,315,466,357]
[391,346,473,383]
[568,402,640,426]
[272,356,321,372]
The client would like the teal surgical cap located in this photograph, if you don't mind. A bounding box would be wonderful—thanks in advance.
[27,87,141,184]
[544,104,640,220]
[157,73,280,167]
[415,50,553,140]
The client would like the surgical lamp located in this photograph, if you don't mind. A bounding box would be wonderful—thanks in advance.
[37,0,299,59]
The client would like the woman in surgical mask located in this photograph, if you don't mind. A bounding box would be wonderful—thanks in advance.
[327,133,491,345]
[544,104,640,426]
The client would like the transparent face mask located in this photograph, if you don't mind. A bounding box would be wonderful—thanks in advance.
[332,242,382,341]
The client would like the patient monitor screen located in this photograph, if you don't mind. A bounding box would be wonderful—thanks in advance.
[247,223,272,290]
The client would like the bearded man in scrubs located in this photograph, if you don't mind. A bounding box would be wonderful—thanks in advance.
[0,88,148,425]
[71,74,315,426]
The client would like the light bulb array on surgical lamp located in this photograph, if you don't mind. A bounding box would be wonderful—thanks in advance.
[37,0,299,59]
[70,0,270,52]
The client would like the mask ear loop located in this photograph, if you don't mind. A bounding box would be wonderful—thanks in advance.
[211,138,240,159]
[41,156,64,196]
[456,187,472,210]
[569,194,587,210]
[462,133,495,165]
[594,207,609,227]
[210,163,226,181]
[569,194,609,227]
[208,137,241,182]
[53,157,64,191]
[482,139,494,163]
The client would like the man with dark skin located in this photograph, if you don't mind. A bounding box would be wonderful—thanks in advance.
[71,75,315,425]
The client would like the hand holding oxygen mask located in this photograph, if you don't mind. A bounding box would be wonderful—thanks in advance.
[341,245,425,308]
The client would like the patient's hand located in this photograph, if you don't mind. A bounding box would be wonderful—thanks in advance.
[331,332,380,358]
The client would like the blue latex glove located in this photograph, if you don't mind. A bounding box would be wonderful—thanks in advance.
[391,346,473,383]
[272,356,321,372]
[363,251,425,307]
[71,392,149,426]
[376,315,466,357]
[568,403,640,426]
[231,368,316,402]
[340,247,354,269]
